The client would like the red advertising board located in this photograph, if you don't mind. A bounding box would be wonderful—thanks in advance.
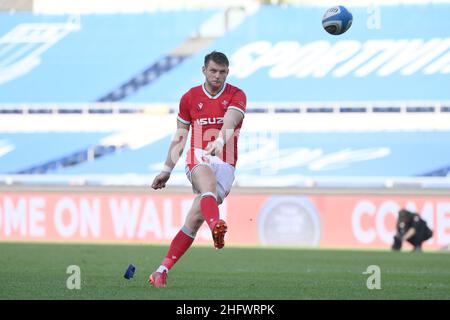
[0,192,448,250]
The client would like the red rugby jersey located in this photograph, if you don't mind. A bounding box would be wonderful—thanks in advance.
[177,83,246,167]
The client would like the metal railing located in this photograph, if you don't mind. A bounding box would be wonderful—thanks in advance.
[1,101,449,115]
[0,173,449,190]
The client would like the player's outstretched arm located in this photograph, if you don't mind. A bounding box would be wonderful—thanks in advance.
[151,121,190,190]
[205,108,244,156]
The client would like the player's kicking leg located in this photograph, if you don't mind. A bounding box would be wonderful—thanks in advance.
[191,164,227,250]
[149,196,204,288]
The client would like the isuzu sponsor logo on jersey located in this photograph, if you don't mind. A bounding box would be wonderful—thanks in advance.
[229,39,450,78]
[196,117,224,125]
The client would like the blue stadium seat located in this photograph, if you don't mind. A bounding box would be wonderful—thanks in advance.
[0,132,112,173]
[124,5,450,104]
[0,11,217,103]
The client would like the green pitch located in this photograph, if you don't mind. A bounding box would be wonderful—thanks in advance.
[0,242,449,300]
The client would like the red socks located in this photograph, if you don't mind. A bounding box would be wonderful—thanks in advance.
[161,229,194,270]
[160,193,219,271]
[200,193,220,231]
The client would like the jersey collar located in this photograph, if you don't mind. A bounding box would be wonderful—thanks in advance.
[202,83,227,99]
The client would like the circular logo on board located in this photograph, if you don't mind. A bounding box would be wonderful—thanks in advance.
[257,197,321,247]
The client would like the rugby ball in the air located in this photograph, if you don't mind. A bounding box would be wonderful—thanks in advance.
[322,6,353,35]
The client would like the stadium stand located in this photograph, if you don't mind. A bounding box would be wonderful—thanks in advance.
[1,1,450,254]
[0,11,219,103]
[125,5,450,104]
[1,1,450,189]
[0,132,113,173]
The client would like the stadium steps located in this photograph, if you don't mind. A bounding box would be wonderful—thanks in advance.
[97,36,217,102]
[13,144,125,174]
[421,165,450,177]
[97,55,188,102]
